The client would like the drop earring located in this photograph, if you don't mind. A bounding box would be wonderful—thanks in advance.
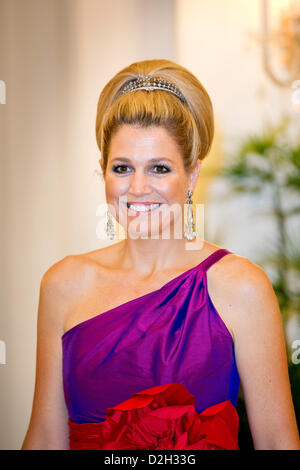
[106,208,116,240]
[184,189,196,241]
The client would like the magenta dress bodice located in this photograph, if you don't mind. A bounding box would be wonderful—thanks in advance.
[62,248,240,425]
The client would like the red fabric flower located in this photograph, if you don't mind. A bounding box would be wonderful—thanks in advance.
[69,383,239,450]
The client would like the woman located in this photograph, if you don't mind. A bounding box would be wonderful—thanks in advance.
[22,59,300,450]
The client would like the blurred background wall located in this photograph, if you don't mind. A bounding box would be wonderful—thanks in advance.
[0,0,299,449]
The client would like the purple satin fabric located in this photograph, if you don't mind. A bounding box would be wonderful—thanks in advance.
[62,248,240,424]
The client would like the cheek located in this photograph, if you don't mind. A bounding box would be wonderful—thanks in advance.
[105,175,127,199]
[157,178,187,203]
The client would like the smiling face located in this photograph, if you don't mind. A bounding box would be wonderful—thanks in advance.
[101,124,201,239]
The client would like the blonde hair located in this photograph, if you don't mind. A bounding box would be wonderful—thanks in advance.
[95,59,214,176]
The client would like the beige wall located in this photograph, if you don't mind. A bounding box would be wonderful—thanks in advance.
[0,0,175,449]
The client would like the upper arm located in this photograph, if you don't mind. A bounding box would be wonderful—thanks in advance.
[22,256,77,450]
[227,260,300,450]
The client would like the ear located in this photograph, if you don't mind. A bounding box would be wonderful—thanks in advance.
[189,160,201,190]
[98,158,104,173]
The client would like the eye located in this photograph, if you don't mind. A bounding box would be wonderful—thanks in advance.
[112,165,131,174]
[152,165,171,174]
[111,164,171,175]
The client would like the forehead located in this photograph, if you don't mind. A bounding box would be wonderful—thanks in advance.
[108,125,182,161]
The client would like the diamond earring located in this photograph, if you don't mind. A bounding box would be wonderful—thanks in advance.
[184,190,196,241]
[106,208,116,240]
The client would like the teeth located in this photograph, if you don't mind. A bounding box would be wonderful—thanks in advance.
[127,203,160,212]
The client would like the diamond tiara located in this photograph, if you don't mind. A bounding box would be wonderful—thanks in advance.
[118,74,186,104]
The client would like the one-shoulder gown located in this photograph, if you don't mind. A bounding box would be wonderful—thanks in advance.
[62,248,240,450]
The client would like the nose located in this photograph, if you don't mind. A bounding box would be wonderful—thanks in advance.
[127,168,152,196]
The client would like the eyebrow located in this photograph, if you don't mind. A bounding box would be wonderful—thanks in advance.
[110,157,174,164]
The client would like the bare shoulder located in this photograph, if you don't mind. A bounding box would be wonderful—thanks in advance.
[40,243,122,310]
[207,252,278,341]
[209,250,271,292]
[41,243,117,288]
[41,254,87,297]
[39,254,100,332]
